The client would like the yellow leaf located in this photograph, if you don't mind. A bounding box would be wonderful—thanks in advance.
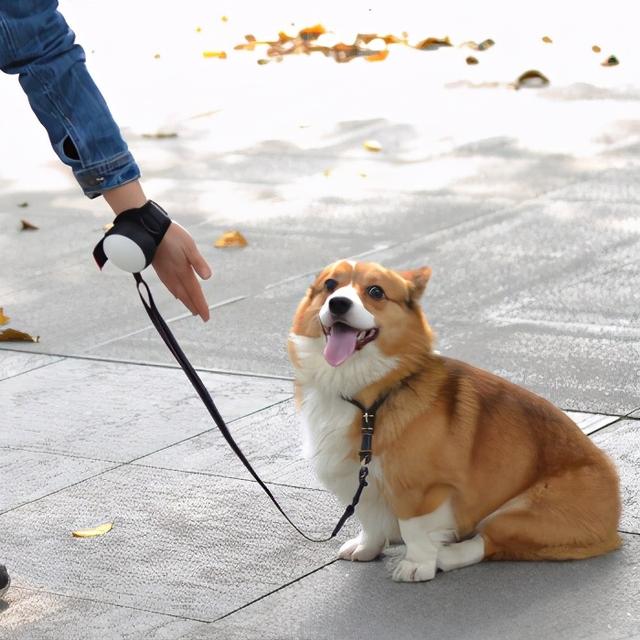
[299,24,326,40]
[542,36,553,43]
[363,140,382,152]
[0,329,39,343]
[365,49,389,62]
[221,16,228,22]
[592,45,601,53]
[203,51,227,59]
[415,36,451,50]
[214,230,248,248]
[195,26,202,33]
[323,168,332,177]
[20,219,39,231]
[72,522,113,538]
[466,56,479,65]
[142,132,178,139]
[0,308,10,325]
[153,53,161,59]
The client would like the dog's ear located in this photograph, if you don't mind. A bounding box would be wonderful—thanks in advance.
[401,267,432,302]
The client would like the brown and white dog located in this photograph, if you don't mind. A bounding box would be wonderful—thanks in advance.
[288,260,621,582]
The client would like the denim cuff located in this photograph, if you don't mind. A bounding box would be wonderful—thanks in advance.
[73,151,141,199]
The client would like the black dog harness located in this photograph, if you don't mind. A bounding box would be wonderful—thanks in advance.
[94,211,395,542]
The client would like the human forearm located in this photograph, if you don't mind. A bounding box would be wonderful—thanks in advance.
[103,181,147,216]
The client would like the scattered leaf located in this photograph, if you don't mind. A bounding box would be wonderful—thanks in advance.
[542,36,553,43]
[592,45,601,53]
[515,69,550,89]
[461,38,494,51]
[17,202,28,208]
[103,222,114,232]
[466,56,479,65]
[203,50,227,59]
[601,55,619,67]
[257,58,270,65]
[221,16,228,22]
[323,168,332,177]
[214,230,248,248]
[0,308,10,325]
[153,53,160,59]
[72,522,113,538]
[299,24,326,40]
[365,49,389,62]
[20,219,39,231]
[142,132,178,139]
[195,26,202,33]
[363,139,383,152]
[0,329,39,343]
[415,36,452,50]
[358,171,368,178]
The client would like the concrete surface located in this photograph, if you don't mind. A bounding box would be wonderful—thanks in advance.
[2,0,640,638]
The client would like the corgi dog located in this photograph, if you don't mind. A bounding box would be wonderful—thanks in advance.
[288,260,621,582]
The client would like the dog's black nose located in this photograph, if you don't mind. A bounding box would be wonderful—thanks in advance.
[329,296,352,316]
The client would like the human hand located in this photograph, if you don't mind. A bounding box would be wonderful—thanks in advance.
[152,222,212,321]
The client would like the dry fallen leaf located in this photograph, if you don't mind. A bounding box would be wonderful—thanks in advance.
[195,26,202,33]
[142,132,178,139]
[415,36,452,50]
[466,56,479,65]
[17,202,28,208]
[365,49,389,62]
[592,45,601,53]
[542,36,553,43]
[257,58,270,65]
[363,140,383,152]
[20,219,39,231]
[515,69,550,89]
[221,16,228,22]
[153,53,161,59]
[214,230,248,248]
[72,522,113,538]
[299,24,326,40]
[601,55,619,67]
[323,168,332,177]
[203,50,227,59]
[0,308,10,325]
[461,38,494,51]
[0,329,39,343]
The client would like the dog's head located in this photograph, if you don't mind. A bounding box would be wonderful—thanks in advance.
[289,260,433,387]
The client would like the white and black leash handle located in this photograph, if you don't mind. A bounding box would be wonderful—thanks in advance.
[133,272,368,543]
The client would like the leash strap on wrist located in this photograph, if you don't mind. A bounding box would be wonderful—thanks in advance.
[94,201,171,273]
[133,272,367,543]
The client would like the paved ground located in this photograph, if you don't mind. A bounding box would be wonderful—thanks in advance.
[1,1,640,638]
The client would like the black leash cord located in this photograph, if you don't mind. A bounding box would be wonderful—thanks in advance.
[133,273,366,543]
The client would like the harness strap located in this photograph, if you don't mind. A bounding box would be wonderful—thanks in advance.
[133,273,374,543]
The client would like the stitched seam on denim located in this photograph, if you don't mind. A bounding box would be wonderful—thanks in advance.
[81,172,140,195]
[25,59,87,165]
[0,14,19,62]
[73,151,136,176]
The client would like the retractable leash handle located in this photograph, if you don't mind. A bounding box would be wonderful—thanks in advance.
[93,211,365,543]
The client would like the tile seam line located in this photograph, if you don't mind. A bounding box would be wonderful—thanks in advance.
[10,585,209,624]
[0,347,295,381]
[210,559,340,624]
[0,355,67,383]
[0,444,120,465]
[84,294,248,353]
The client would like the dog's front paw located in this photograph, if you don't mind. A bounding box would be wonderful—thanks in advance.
[338,535,383,562]
[392,558,437,582]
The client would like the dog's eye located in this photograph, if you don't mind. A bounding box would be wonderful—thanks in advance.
[325,278,338,293]
[367,285,385,300]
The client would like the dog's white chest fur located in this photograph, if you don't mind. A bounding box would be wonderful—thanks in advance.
[291,334,399,502]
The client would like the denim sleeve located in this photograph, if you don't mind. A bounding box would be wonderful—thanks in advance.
[0,0,140,198]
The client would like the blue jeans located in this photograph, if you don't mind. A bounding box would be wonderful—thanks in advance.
[0,0,140,198]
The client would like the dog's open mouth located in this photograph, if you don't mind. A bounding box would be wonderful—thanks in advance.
[322,321,379,367]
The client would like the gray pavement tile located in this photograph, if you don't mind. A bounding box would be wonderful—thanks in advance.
[0,448,115,513]
[0,587,200,640]
[0,464,352,622]
[138,399,320,491]
[591,420,640,535]
[0,351,63,381]
[564,411,620,435]
[1,357,292,461]
[185,534,640,640]
[542,167,640,203]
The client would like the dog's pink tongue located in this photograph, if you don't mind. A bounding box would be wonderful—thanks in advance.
[324,323,358,367]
